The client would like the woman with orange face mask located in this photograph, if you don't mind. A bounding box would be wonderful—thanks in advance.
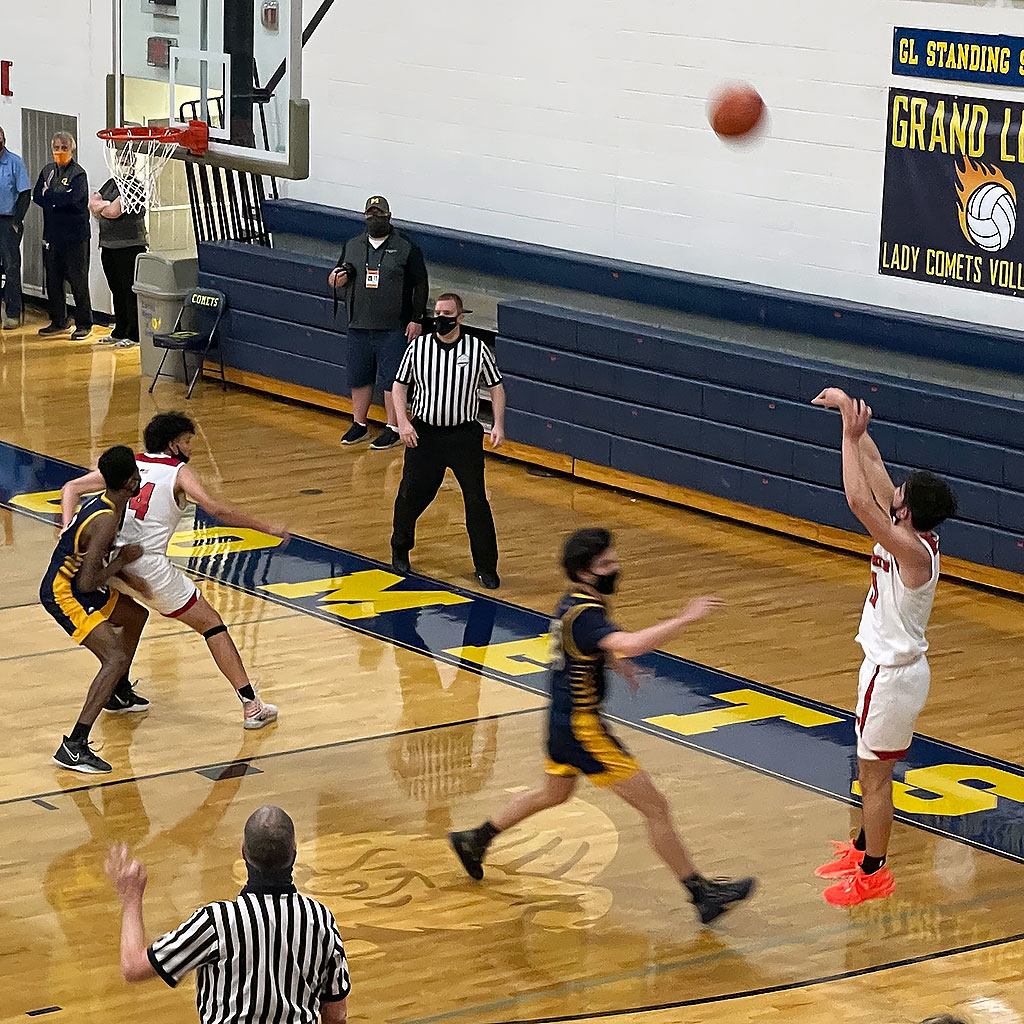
[32,130,93,341]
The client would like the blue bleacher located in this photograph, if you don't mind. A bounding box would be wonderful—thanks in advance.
[498,301,1024,572]
[195,213,1024,577]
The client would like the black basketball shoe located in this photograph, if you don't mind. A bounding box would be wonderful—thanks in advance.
[448,829,487,880]
[687,875,757,925]
[105,681,150,713]
[53,737,113,774]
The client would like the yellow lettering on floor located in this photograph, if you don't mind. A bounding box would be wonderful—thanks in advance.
[446,635,551,675]
[9,489,64,515]
[853,763,1024,817]
[646,689,842,736]
[261,570,470,620]
[167,527,283,558]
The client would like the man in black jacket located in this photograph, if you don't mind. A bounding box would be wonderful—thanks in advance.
[328,196,428,450]
[33,131,93,340]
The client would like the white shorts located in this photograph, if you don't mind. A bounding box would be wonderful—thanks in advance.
[113,553,200,618]
[855,656,930,761]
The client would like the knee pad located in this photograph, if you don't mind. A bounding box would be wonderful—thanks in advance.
[203,624,228,641]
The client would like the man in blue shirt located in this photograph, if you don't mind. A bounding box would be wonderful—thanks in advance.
[0,125,31,330]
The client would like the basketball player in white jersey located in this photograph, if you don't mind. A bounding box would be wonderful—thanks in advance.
[60,413,288,729]
[811,388,956,907]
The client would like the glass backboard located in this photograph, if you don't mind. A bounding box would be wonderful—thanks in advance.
[110,0,308,178]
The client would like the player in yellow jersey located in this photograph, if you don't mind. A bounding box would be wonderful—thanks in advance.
[40,446,148,773]
[450,528,756,925]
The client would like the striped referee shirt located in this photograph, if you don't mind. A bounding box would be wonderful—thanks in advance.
[394,330,502,426]
[147,884,351,1024]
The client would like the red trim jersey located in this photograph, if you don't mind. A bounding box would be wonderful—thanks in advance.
[855,532,939,667]
[119,453,189,554]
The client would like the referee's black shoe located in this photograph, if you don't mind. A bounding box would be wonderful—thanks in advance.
[391,550,412,574]
[475,570,500,590]
[448,829,486,880]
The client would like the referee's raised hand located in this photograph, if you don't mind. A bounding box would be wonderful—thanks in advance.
[105,842,148,901]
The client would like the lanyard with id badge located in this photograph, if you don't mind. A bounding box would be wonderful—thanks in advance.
[365,239,386,289]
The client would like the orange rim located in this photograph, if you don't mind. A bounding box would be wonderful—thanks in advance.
[97,119,209,155]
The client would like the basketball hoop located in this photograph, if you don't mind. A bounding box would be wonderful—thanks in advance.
[97,120,209,214]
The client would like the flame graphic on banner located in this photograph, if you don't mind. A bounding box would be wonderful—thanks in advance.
[955,156,1017,244]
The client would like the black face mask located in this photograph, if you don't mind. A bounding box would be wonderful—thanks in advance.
[131,479,142,498]
[366,215,390,238]
[171,446,190,464]
[434,315,459,336]
[593,571,619,595]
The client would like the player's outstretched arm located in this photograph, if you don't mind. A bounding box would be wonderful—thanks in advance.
[599,596,722,659]
[60,469,105,527]
[812,388,894,510]
[837,398,932,578]
[177,466,289,540]
[856,430,896,511]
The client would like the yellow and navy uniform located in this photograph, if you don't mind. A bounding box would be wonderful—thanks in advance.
[39,493,121,644]
[545,591,640,786]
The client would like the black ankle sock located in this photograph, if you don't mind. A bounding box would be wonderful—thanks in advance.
[476,821,499,848]
[853,829,866,852]
[238,684,256,702]
[682,873,707,898]
[861,853,886,875]
[69,721,91,744]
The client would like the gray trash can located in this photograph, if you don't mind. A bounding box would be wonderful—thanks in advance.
[133,251,199,380]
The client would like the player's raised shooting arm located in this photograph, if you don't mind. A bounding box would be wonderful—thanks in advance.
[599,597,722,659]
[857,431,896,511]
[61,469,105,527]
[814,386,896,517]
[177,466,288,539]
[840,401,931,577]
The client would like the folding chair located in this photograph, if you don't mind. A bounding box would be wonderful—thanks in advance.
[149,286,228,399]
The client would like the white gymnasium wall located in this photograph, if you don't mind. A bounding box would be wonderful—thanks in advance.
[2,0,115,310]
[294,0,1024,332]
[6,0,1024,330]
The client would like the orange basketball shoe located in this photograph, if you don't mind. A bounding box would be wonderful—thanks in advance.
[823,866,896,907]
[815,840,865,879]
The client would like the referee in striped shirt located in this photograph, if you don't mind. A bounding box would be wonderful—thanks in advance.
[106,805,350,1024]
[391,292,506,589]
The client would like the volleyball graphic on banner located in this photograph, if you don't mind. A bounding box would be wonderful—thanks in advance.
[963,181,1017,252]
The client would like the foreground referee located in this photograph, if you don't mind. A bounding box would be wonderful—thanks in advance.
[106,805,350,1023]
[391,292,505,589]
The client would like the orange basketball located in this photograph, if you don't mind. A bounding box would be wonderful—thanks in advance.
[709,84,765,139]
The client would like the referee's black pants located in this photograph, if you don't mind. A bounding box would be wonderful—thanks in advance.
[391,419,498,574]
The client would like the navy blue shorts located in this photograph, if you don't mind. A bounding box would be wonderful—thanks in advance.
[346,327,407,391]
[546,711,640,787]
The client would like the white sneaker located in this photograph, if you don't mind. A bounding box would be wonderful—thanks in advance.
[243,698,278,729]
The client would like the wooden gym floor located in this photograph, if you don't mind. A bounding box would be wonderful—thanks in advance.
[3,313,1024,1024]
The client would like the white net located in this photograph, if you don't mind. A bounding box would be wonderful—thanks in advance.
[101,133,180,214]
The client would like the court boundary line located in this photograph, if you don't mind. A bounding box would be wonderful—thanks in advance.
[466,930,1024,1024]
[0,707,542,809]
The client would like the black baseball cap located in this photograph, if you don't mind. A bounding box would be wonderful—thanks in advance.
[365,195,390,214]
